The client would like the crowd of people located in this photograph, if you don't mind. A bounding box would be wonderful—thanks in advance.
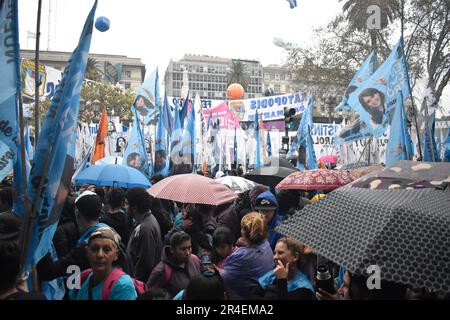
[0,170,447,300]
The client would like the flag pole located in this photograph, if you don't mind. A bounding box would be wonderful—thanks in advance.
[34,0,43,144]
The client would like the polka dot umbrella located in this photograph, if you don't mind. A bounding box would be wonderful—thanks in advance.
[276,188,450,293]
[148,174,236,205]
[348,161,450,190]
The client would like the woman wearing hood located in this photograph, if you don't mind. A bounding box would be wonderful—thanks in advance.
[254,191,284,250]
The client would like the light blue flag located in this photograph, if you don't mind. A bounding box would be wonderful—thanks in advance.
[386,91,414,166]
[154,102,169,177]
[297,94,314,148]
[306,125,318,170]
[335,39,412,144]
[266,131,272,157]
[25,124,34,161]
[23,0,97,271]
[71,146,92,184]
[134,68,158,125]
[170,96,182,174]
[0,0,22,184]
[287,0,297,9]
[423,112,439,162]
[336,51,377,111]
[254,110,262,169]
[443,129,450,162]
[181,102,196,167]
[162,95,173,137]
[123,109,150,176]
[179,91,190,129]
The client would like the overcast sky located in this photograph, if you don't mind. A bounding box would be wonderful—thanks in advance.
[18,0,448,114]
[18,0,343,71]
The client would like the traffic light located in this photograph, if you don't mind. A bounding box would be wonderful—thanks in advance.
[284,108,296,131]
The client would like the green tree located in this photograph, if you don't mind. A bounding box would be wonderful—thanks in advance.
[80,81,134,124]
[227,60,250,89]
[340,0,399,49]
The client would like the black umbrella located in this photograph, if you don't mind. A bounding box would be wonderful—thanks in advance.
[277,188,450,293]
[245,166,297,187]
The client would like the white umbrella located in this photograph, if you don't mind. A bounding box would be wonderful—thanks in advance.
[215,176,257,193]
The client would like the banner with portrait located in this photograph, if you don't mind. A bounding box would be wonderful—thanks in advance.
[335,39,412,145]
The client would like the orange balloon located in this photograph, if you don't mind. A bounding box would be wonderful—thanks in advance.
[227,83,244,100]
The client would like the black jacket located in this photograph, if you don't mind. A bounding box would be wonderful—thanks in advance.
[126,212,163,282]
[146,246,201,297]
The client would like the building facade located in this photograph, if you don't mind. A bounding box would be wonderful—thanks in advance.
[164,54,263,100]
[20,50,146,91]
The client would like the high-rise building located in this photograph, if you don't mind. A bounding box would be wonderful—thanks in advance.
[263,64,302,96]
[20,49,146,91]
[164,54,263,100]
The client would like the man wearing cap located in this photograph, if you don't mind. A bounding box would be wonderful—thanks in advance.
[254,191,285,250]
[37,191,110,282]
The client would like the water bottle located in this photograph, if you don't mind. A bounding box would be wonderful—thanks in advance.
[315,264,336,294]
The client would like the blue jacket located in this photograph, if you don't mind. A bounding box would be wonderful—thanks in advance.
[220,240,274,300]
[258,270,315,294]
[256,191,284,249]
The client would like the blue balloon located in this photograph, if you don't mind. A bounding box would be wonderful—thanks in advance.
[95,16,110,32]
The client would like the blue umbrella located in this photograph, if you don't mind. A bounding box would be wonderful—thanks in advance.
[74,164,151,188]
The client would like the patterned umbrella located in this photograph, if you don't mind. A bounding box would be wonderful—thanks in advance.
[277,188,450,293]
[215,176,257,193]
[148,174,236,205]
[349,161,450,190]
[275,169,356,191]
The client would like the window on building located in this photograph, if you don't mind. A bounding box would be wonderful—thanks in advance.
[124,83,131,89]
[122,70,131,78]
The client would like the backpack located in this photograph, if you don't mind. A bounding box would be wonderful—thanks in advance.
[162,254,200,284]
[80,268,146,300]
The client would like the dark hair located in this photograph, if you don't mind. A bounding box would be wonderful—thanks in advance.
[0,241,21,292]
[127,152,141,165]
[212,226,234,248]
[75,194,102,221]
[115,137,127,152]
[358,88,385,124]
[185,274,226,300]
[126,188,151,214]
[137,288,171,300]
[155,149,166,159]
[0,186,13,211]
[170,231,191,249]
[94,187,105,203]
[276,237,305,270]
[344,85,358,98]
[106,188,125,209]
[107,121,116,133]
[151,174,165,184]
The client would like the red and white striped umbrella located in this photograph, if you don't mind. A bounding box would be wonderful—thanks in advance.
[276,169,356,191]
[148,174,236,205]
